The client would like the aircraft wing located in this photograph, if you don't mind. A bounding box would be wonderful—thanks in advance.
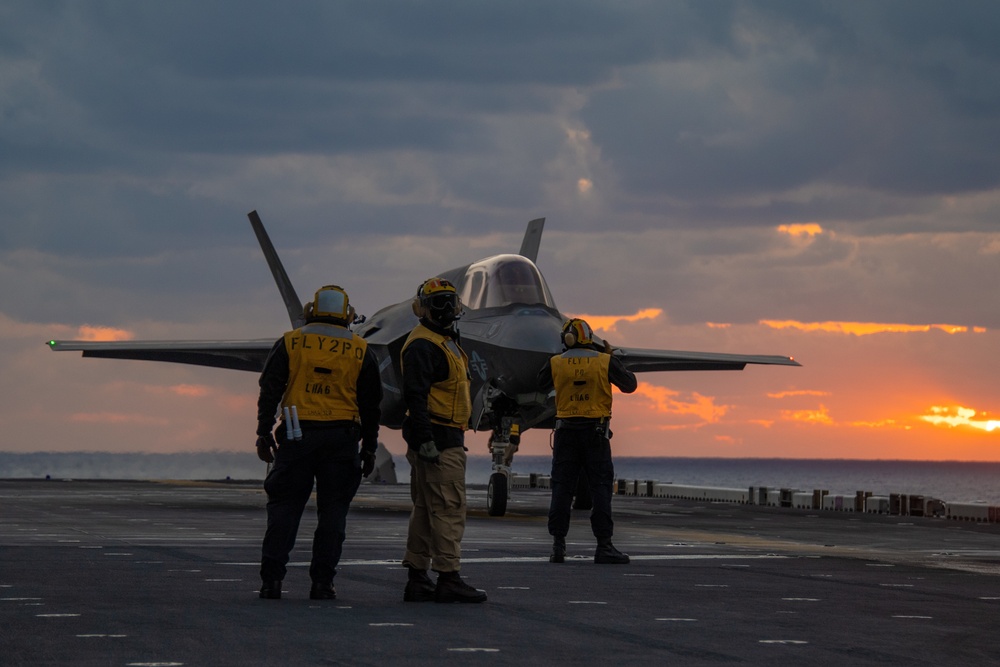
[46,339,274,373]
[614,346,800,372]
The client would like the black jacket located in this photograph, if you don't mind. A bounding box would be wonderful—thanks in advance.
[256,325,383,453]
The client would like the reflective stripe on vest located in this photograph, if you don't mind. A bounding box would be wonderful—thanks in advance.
[402,324,472,430]
[551,348,613,419]
[281,323,367,422]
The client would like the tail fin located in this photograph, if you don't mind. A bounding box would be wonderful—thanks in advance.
[248,210,306,329]
[518,218,545,263]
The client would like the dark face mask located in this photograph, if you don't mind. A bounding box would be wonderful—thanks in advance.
[426,293,460,325]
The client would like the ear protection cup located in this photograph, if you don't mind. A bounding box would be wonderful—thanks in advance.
[414,278,460,323]
[303,302,315,320]
[561,319,593,348]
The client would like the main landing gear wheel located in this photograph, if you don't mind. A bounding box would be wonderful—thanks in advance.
[487,472,508,516]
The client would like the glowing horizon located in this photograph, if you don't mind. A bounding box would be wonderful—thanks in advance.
[761,320,986,336]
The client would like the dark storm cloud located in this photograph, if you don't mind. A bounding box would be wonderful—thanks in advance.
[585,2,1000,225]
[2,0,999,262]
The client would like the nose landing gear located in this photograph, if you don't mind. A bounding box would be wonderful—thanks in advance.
[486,420,519,517]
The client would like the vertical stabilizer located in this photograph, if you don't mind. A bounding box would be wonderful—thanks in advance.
[518,218,545,263]
[247,210,306,329]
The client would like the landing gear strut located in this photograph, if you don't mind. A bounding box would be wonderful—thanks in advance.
[486,419,519,517]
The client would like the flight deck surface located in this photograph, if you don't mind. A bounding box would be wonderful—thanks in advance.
[2,478,1000,665]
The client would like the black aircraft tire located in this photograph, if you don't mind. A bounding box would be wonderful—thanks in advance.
[487,472,508,517]
[572,473,593,510]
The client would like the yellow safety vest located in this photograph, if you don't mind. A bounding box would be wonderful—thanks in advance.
[551,349,613,419]
[281,323,368,422]
[402,324,472,430]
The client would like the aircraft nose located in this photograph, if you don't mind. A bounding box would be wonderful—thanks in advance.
[476,312,565,396]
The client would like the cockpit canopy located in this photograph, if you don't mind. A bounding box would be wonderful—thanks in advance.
[459,254,556,310]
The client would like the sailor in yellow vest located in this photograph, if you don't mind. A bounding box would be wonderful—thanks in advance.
[537,318,637,565]
[255,285,382,600]
[400,277,487,603]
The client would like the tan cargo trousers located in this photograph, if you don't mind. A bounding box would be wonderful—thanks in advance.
[402,446,467,573]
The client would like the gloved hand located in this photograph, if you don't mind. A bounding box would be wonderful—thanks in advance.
[417,440,441,464]
[361,449,376,477]
[602,339,615,354]
[256,434,277,463]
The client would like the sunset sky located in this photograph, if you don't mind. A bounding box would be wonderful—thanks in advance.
[3,2,999,462]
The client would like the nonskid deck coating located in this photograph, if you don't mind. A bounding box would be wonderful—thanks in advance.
[2,479,1000,666]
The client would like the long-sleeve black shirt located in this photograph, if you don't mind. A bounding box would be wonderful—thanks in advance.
[256,328,383,452]
[401,318,466,450]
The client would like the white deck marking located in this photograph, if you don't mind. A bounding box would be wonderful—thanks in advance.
[219,553,788,567]
[370,623,413,627]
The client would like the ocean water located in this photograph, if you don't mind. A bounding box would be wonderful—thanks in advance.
[3,452,1000,505]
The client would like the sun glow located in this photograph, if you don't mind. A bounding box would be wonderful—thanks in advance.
[920,406,1000,433]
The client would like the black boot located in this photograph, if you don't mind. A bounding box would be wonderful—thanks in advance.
[309,582,337,600]
[259,580,282,599]
[403,567,436,602]
[434,571,487,603]
[594,538,629,564]
[550,536,566,564]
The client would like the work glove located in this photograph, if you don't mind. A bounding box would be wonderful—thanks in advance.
[417,440,441,464]
[602,339,615,354]
[256,433,277,463]
[361,449,376,477]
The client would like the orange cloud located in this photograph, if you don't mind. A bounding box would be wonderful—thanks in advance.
[761,320,985,336]
[626,381,727,424]
[70,411,170,426]
[920,406,1000,433]
[567,308,663,332]
[780,404,833,425]
[851,419,907,429]
[706,322,732,329]
[777,223,824,237]
[768,390,831,399]
[77,325,133,342]
[168,384,211,398]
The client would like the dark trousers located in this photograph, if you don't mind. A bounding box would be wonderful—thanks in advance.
[260,429,362,584]
[547,426,615,540]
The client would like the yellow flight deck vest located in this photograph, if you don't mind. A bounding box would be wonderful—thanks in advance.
[551,348,614,419]
[281,323,368,422]
[402,324,472,430]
